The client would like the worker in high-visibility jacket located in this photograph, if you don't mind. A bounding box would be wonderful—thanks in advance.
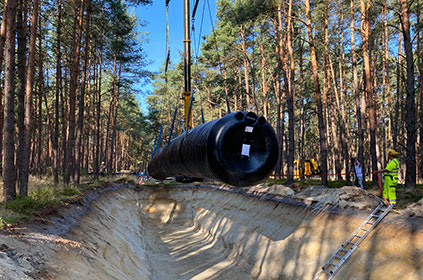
[376,149,399,208]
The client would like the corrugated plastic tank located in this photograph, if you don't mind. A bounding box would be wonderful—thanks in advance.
[148,111,279,186]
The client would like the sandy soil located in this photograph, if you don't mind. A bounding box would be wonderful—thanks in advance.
[1,183,422,280]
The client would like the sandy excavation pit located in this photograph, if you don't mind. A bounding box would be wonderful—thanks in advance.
[2,184,423,280]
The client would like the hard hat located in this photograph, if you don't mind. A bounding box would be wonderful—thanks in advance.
[101,161,105,164]
[388,149,398,156]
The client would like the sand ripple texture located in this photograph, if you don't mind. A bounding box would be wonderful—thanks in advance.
[42,185,423,280]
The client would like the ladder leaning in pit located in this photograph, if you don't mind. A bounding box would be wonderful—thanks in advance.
[314,202,394,280]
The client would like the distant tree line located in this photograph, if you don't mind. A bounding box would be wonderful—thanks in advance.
[0,0,152,202]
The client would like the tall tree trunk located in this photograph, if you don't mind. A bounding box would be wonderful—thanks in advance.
[36,22,43,175]
[338,1,351,184]
[74,2,91,184]
[298,38,306,180]
[274,13,285,174]
[53,0,62,184]
[305,0,328,186]
[276,5,288,177]
[351,0,364,177]
[109,63,122,173]
[105,53,117,173]
[240,25,251,110]
[393,30,403,151]
[383,2,392,151]
[16,0,27,194]
[43,75,52,167]
[0,0,7,170]
[286,0,295,185]
[360,0,378,185]
[64,0,85,185]
[274,43,283,175]
[0,0,8,69]
[93,4,104,179]
[400,0,416,189]
[324,3,341,180]
[259,42,268,119]
[418,0,423,182]
[61,58,69,177]
[2,0,17,201]
[84,39,93,172]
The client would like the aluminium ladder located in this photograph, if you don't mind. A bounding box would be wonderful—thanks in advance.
[314,202,394,280]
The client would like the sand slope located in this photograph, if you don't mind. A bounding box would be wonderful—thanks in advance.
[1,184,423,280]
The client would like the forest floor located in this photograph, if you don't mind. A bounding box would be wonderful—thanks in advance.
[0,176,422,279]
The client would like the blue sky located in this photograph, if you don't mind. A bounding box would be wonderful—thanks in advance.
[135,0,217,112]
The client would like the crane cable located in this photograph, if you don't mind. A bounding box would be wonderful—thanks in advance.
[191,0,205,60]
[191,0,206,123]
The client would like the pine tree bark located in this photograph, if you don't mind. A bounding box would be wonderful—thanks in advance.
[240,25,251,111]
[350,0,364,175]
[337,2,351,184]
[298,39,306,179]
[2,0,17,201]
[285,0,295,185]
[84,39,93,172]
[393,29,403,151]
[16,0,27,194]
[400,0,416,189]
[109,63,122,173]
[0,0,8,68]
[94,50,103,178]
[418,0,423,182]
[383,2,392,152]
[360,0,378,185]
[0,0,7,170]
[305,0,328,186]
[74,2,91,184]
[105,54,117,173]
[259,42,268,119]
[274,47,283,175]
[276,5,288,177]
[324,4,341,181]
[36,23,44,174]
[93,4,104,179]
[64,0,85,185]
[53,0,62,184]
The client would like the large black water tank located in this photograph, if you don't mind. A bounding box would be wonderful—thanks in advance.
[148,111,279,186]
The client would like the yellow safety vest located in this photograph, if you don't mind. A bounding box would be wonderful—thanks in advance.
[385,158,399,181]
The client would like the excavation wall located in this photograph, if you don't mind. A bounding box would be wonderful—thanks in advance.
[47,186,423,280]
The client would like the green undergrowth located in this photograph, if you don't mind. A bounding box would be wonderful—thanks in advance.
[0,175,131,226]
[0,186,82,221]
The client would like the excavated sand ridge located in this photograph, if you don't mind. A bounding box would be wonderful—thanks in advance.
[44,185,423,280]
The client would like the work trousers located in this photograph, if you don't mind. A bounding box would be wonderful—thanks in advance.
[383,176,397,206]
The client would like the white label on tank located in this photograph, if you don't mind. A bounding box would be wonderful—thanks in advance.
[241,144,251,157]
[245,126,254,133]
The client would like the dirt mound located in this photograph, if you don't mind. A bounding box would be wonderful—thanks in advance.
[293,185,381,209]
[243,183,295,197]
[237,184,381,210]
[402,197,423,217]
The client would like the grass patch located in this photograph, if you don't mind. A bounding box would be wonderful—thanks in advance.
[0,176,112,225]
[60,186,80,197]
[3,195,48,216]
